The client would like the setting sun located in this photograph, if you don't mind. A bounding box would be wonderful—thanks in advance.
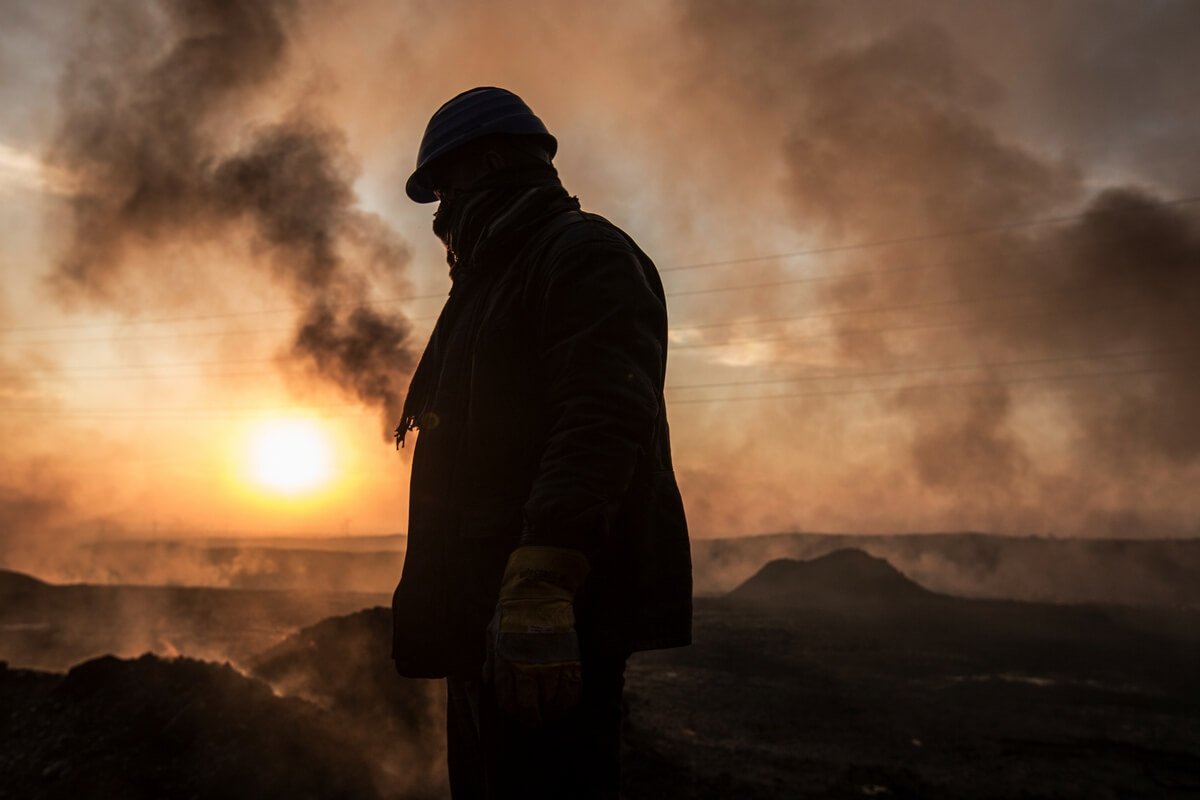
[246,419,334,495]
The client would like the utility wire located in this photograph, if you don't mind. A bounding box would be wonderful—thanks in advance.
[667,347,1182,391]
[654,195,1200,273]
[670,302,1146,351]
[666,367,1173,405]
[6,281,1074,371]
[20,301,1151,379]
[6,349,1182,413]
[7,194,1197,336]
[0,293,450,334]
[5,318,441,347]
[5,245,1053,345]
[1,365,1172,419]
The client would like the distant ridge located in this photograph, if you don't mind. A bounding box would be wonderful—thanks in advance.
[728,548,935,607]
[0,568,49,594]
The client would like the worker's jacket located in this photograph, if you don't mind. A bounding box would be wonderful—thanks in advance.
[391,190,692,678]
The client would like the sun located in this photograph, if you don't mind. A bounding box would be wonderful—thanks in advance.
[246,419,334,495]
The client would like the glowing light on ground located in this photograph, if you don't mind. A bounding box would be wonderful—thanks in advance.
[246,419,334,495]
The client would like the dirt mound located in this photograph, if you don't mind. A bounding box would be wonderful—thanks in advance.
[0,654,382,800]
[250,607,440,739]
[0,568,49,595]
[0,607,448,799]
[728,548,935,608]
[249,607,446,796]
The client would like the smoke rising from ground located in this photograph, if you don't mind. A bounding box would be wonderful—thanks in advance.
[47,0,417,435]
[672,0,1200,535]
[1024,191,1200,464]
[3,0,1198,542]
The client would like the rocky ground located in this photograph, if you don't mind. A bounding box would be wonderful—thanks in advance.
[624,551,1200,798]
[2,549,1200,799]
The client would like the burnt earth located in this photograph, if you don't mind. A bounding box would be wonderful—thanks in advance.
[0,654,382,800]
[622,591,1200,799]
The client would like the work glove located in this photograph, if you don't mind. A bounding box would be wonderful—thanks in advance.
[484,545,590,728]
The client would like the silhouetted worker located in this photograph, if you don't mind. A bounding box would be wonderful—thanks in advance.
[391,87,692,799]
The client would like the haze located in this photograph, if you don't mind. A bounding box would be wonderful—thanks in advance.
[2,0,1198,578]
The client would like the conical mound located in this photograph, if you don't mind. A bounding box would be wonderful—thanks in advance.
[728,548,933,607]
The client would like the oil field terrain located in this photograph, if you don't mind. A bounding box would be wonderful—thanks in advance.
[2,534,1199,798]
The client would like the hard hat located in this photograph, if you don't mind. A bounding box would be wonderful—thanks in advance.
[405,87,558,204]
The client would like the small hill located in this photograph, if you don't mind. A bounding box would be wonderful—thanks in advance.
[0,568,49,595]
[0,654,383,800]
[693,532,1200,607]
[250,607,439,736]
[728,548,935,608]
[249,607,445,796]
[0,614,449,800]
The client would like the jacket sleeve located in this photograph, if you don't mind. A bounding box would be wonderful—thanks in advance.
[520,234,666,557]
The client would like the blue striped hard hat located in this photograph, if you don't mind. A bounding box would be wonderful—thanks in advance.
[405,87,558,203]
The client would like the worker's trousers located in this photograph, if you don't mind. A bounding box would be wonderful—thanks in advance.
[445,648,628,800]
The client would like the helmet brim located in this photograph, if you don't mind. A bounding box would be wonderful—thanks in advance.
[405,168,438,204]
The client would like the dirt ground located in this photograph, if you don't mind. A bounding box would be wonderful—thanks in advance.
[623,596,1200,799]
[3,553,1200,799]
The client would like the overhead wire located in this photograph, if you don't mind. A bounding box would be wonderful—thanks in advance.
[653,194,1200,273]
[3,245,1053,347]
[3,195,1196,412]
[670,302,1147,351]
[666,347,1184,391]
[10,286,1068,374]
[0,366,1173,419]
[6,193,1198,337]
[17,300,1153,379]
[666,367,1174,405]
[4,347,1183,415]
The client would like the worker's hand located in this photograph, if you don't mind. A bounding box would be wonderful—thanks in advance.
[483,545,590,728]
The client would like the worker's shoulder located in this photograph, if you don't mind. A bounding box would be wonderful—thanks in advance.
[541,209,640,259]
[522,209,661,305]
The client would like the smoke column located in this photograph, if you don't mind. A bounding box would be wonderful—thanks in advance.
[10,0,1199,538]
[47,0,417,435]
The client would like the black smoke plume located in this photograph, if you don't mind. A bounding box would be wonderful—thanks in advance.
[48,0,416,435]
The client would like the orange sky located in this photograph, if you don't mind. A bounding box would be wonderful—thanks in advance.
[2,0,1199,553]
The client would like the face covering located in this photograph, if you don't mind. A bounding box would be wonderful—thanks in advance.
[430,155,564,277]
[431,186,495,273]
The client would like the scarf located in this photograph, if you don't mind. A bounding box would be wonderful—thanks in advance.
[433,159,563,279]
[394,168,581,448]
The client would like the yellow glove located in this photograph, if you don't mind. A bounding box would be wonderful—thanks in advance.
[484,545,590,728]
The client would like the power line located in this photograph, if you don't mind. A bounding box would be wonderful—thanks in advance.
[669,302,1147,351]
[1,365,1172,419]
[655,194,1200,272]
[663,245,1057,299]
[28,369,312,382]
[19,301,1151,379]
[3,403,359,416]
[4,317,443,347]
[5,348,1181,414]
[0,293,450,335]
[7,193,1197,336]
[28,302,1147,381]
[667,347,1182,391]
[7,282,1075,373]
[5,246,1051,345]
[665,367,1173,405]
